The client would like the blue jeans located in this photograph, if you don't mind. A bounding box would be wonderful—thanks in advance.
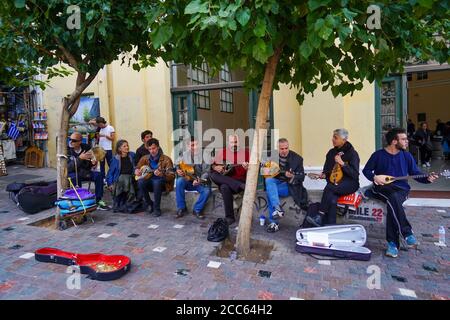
[100,150,113,177]
[265,178,289,223]
[68,171,104,202]
[137,177,166,211]
[176,177,211,212]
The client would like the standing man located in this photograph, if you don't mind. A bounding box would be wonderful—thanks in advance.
[135,130,153,165]
[261,138,306,233]
[308,129,360,227]
[135,138,175,217]
[67,132,110,210]
[175,137,211,219]
[414,122,433,167]
[363,128,438,258]
[210,134,249,225]
[90,116,115,176]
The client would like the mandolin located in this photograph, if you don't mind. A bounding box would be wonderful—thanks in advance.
[382,169,450,184]
[213,163,243,176]
[178,161,209,185]
[135,165,174,181]
[35,247,131,281]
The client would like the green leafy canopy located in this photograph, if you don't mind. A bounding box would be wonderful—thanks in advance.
[145,0,449,103]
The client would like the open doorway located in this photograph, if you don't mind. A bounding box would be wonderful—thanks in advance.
[406,68,450,194]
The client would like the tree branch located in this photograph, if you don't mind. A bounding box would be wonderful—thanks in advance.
[66,72,98,115]
[54,37,80,72]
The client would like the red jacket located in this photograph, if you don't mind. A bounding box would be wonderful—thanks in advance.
[214,147,250,181]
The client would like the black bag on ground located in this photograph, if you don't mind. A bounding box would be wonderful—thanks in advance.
[207,218,229,242]
[124,200,146,214]
[300,202,321,229]
[16,181,57,214]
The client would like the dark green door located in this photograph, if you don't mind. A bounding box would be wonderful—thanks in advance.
[375,76,403,149]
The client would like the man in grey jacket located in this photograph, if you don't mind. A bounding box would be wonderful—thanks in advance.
[175,137,211,219]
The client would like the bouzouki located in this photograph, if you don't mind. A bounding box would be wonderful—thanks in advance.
[135,165,175,181]
[213,163,243,176]
[381,169,450,184]
[35,247,131,281]
[260,160,304,183]
[178,161,209,185]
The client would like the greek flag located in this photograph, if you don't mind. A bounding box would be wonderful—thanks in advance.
[7,122,20,140]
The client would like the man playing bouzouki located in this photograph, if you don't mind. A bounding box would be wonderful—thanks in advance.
[210,134,249,226]
[308,129,360,227]
[174,137,211,219]
[261,138,306,233]
[135,138,175,217]
[363,128,438,258]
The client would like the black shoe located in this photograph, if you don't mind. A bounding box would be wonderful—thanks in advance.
[193,210,205,219]
[176,208,187,219]
[225,217,236,225]
[306,214,323,227]
[153,209,162,217]
[145,202,154,214]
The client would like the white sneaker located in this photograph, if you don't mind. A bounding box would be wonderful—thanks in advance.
[422,164,427,168]
[426,162,431,167]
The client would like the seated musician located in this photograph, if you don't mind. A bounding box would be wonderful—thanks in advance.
[210,134,249,226]
[175,137,211,219]
[135,138,175,217]
[363,128,438,258]
[262,138,306,233]
[308,129,360,227]
[67,132,110,210]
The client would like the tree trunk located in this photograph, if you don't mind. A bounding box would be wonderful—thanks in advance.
[54,72,97,228]
[55,98,71,227]
[236,46,283,257]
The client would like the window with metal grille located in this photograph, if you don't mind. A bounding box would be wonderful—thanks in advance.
[220,65,233,113]
[190,62,210,110]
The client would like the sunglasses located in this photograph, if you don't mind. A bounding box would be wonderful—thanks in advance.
[70,139,81,143]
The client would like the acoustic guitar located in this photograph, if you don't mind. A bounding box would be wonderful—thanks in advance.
[382,169,450,184]
[178,161,209,185]
[35,247,131,281]
[135,165,175,181]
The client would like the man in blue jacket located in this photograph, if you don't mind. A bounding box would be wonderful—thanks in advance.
[363,128,438,258]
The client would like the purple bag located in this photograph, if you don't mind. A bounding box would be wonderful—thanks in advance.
[63,188,95,200]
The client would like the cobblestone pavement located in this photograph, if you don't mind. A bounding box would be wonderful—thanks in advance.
[0,166,449,300]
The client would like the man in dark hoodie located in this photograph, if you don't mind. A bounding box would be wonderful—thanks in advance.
[308,128,360,227]
[262,138,306,233]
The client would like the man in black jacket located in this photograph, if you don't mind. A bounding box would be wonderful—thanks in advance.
[67,132,109,210]
[308,129,360,226]
[414,122,433,167]
[135,130,164,165]
[262,138,306,232]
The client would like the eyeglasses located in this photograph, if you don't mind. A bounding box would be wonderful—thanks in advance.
[70,139,81,143]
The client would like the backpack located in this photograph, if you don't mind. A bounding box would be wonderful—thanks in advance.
[207,218,229,242]
[300,202,321,229]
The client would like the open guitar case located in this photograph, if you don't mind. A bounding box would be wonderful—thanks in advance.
[295,224,371,261]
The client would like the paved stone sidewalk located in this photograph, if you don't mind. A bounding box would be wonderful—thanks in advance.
[0,166,449,300]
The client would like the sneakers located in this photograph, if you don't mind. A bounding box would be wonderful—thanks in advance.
[176,208,187,219]
[385,242,399,258]
[272,206,285,219]
[225,217,236,226]
[426,162,431,167]
[266,222,279,233]
[422,163,427,168]
[306,213,323,227]
[405,234,418,247]
[193,210,205,220]
[97,200,111,211]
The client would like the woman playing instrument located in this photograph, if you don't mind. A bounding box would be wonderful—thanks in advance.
[106,140,137,213]
[308,129,360,227]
